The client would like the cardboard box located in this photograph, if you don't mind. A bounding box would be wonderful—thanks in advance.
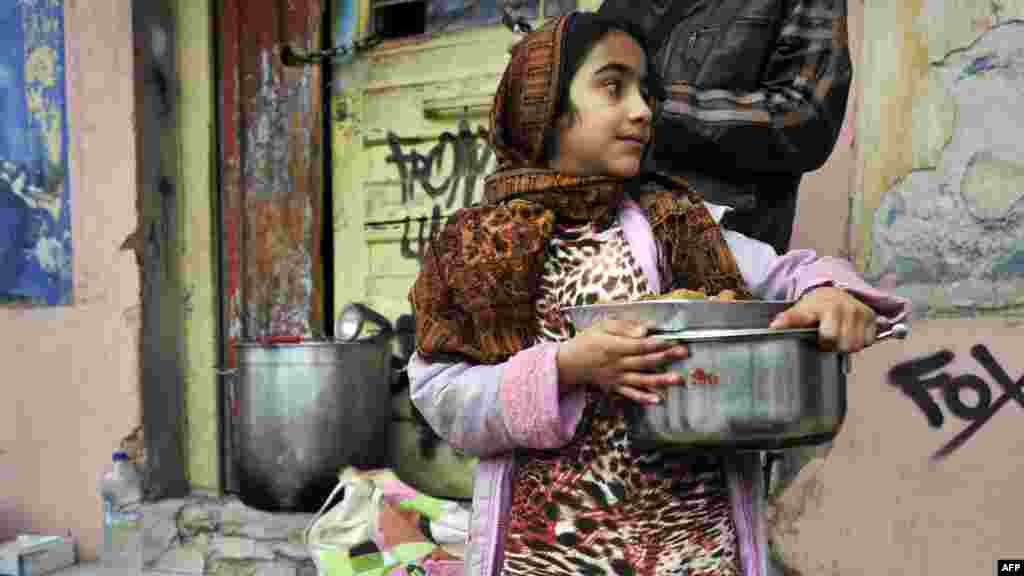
[0,535,77,576]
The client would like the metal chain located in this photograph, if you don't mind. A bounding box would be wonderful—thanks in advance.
[281,34,383,66]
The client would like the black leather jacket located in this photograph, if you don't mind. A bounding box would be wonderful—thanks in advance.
[600,0,853,253]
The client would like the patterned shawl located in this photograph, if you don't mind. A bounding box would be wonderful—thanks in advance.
[410,13,751,365]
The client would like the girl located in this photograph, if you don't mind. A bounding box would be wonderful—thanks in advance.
[408,12,908,576]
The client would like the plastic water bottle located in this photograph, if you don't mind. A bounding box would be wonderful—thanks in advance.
[99,450,143,573]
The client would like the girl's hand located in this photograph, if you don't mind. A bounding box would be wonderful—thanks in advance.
[768,287,878,353]
[557,318,689,404]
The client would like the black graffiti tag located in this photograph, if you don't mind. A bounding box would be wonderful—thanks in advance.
[386,119,494,212]
[400,205,448,261]
[887,344,1024,460]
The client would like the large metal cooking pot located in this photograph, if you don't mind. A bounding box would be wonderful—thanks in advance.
[234,340,391,512]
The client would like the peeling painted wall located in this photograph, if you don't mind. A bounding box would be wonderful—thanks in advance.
[0,0,141,560]
[220,0,326,344]
[856,1,1024,318]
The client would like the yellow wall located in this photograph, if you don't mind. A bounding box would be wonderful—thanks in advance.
[176,0,220,492]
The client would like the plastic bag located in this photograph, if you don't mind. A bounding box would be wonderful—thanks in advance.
[305,468,462,576]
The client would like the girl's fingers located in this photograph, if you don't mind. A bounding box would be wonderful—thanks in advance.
[603,335,679,359]
[864,317,879,346]
[619,369,684,390]
[847,311,877,352]
[617,345,688,372]
[612,385,663,405]
[817,310,840,351]
[599,318,651,339]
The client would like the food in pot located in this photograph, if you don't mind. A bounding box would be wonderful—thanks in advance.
[636,288,739,302]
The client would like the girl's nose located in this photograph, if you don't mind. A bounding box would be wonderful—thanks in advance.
[629,89,653,123]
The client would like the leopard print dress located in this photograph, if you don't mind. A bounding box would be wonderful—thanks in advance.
[501,219,740,576]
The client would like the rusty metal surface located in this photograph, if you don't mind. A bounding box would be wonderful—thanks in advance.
[220,0,324,349]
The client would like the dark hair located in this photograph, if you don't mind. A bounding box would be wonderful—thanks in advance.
[541,13,664,162]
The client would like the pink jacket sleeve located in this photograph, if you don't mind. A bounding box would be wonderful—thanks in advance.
[408,344,586,458]
[723,228,910,324]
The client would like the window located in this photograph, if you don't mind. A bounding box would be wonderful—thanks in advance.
[372,0,577,40]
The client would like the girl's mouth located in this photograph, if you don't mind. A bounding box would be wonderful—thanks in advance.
[620,136,648,146]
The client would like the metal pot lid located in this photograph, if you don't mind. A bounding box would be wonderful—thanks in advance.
[562,299,796,333]
[235,339,358,348]
[651,327,819,342]
[652,322,910,345]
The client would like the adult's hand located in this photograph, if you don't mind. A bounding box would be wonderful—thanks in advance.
[557,318,688,404]
[769,287,878,352]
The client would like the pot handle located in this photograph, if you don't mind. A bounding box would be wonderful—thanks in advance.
[875,323,909,343]
[842,323,910,373]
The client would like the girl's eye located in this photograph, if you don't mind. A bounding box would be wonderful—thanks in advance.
[604,80,622,97]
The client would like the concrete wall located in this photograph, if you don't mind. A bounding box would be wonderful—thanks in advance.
[0,0,140,560]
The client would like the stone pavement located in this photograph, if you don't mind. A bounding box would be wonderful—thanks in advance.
[58,494,318,575]
[51,490,796,575]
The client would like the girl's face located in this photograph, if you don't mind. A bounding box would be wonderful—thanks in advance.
[549,30,653,179]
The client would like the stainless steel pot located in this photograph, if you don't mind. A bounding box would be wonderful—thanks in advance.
[563,299,795,333]
[234,340,392,512]
[628,325,907,451]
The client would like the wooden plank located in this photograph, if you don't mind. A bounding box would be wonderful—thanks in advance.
[220,0,243,358]
[177,0,220,491]
[135,0,190,498]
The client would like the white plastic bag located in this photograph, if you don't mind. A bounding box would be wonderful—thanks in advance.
[305,468,384,576]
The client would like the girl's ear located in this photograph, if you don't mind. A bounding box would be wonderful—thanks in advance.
[544,102,579,164]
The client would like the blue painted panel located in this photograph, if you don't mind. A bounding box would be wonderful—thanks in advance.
[0,0,71,306]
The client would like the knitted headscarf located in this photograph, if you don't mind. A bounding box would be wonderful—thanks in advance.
[490,12,663,172]
[410,12,751,365]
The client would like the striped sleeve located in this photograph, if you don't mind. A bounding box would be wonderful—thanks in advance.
[659,0,853,173]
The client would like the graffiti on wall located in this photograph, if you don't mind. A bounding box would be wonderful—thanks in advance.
[385,119,495,260]
[888,344,1022,461]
